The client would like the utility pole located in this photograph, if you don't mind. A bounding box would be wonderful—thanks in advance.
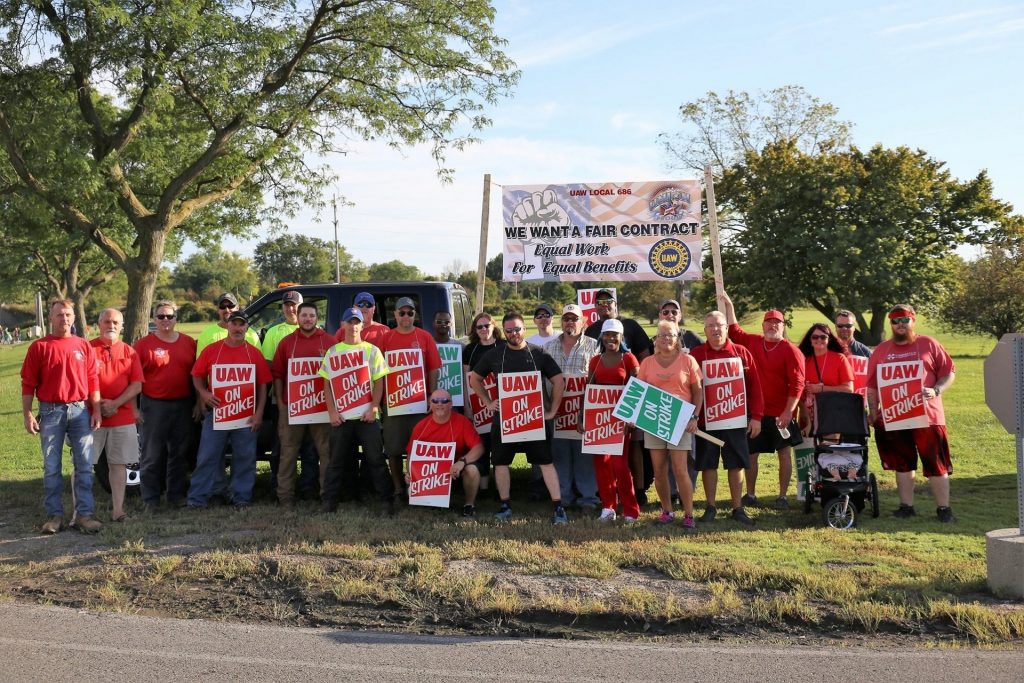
[332,194,341,283]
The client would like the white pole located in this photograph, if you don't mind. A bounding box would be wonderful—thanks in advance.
[475,174,491,314]
[704,164,725,301]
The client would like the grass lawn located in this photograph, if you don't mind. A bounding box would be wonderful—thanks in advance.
[0,313,1020,644]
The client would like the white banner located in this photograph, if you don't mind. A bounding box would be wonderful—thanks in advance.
[502,181,702,282]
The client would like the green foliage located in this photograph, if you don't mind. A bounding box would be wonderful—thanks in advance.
[172,246,259,304]
[936,244,1024,338]
[717,141,1018,344]
[618,281,677,323]
[253,235,367,286]
[368,260,423,282]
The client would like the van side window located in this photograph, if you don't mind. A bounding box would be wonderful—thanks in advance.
[452,291,469,340]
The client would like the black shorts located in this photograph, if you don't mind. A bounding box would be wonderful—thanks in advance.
[748,416,802,453]
[490,417,553,466]
[694,427,750,471]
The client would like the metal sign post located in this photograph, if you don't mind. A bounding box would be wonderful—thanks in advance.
[1014,336,1024,535]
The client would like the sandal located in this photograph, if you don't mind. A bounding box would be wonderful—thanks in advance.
[112,513,128,523]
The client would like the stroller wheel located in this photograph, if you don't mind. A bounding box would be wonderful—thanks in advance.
[823,497,857,530]
[869,473,880,518]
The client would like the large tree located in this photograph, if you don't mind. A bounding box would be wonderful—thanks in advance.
[936,240,1024,339]
[172,246,260,305]
[717,141,1017,344]
[254,235,367,286]
[0,1,516,341]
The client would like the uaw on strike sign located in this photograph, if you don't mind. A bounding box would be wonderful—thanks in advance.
[877,360,929,431]
[469,372,497,434]
[502,181,702,282]
[851,356,869,398]
[385,349,427,416]
[701,358,747,430]
[323,348,372,420]
[582,385,625,455]
[287,357,328,424]
[407,440,456,507]
[211,364,256,430]
[497,371,545,442]
[612,377,695,447]
[553,376,586,439]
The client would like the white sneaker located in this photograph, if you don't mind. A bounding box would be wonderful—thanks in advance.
[599,508,616,522]
[623,516,637,524]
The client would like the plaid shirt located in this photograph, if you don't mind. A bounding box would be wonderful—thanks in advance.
[542,333,600,378]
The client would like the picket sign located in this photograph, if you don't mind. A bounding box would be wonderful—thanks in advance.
[324,348,373,420]
[408,440,456,508]
[701,357,747,430]
[211,364,256,430]
[497,370,545,443]
[553,376,586,440]
[384,348,427,416]
[437,344,465,407]
[612,377,695,447]
[582,384,626,455]
[877,360,929,431]
[286,357,329,425]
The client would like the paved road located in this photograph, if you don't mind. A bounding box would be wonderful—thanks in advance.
[0,602,1020,681]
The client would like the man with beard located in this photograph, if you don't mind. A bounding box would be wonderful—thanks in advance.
[719,291,805,510]
[867,305,956,523]
[271,302,335,507]
[689,311,764,525]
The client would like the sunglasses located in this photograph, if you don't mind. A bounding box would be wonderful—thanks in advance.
[155,314,176,320]
[661,309,679,315]
[811,334,829,340]
[534,313,552,319]
[397,310,415,317]
[595,298,613,305]
[475,323,492,330]
[504,327,524,334]
[430,398,452,405]
[891,316,912,324]
[356,302,373,308]
[218,304,236,310]
[836,324,854,329]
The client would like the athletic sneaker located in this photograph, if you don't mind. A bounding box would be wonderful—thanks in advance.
[599,508,617,522]
[623,516,637,524]
[731,507,755,526]
[494,503,513,521]
[893,504,917,518]
[552,506,569,525]
[936,506,956,523]
[700,506,717,523]
[655,510,675,524]
[462,505,476,518]
[681,514,696,529]
[774,496,789,510]
[741,493,758,507]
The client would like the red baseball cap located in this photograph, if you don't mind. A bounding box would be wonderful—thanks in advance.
[763,309,784,323]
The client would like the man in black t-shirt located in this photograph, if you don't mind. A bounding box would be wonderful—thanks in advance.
[583,288,652,359]
[469,312,567,524]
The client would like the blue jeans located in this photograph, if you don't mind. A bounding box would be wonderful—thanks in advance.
[551,438,599,506]
[188,413,257,507]
[38,401,95,518]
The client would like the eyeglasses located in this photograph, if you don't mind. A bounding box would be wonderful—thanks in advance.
[595,298,613,305]
[811,334,828,341]
[891,316,912,325]
[430,398,452,405]
[475,323,492,330]
[155,314,176,320]
[397,310,415,317]
[534,313,551,319]
[836,323,854,329]
[705,323,724,329]
[562,316,579,323]
[657,333,678,339]
[218,304,235,310]
[504,327,523,334]
[356,302,373,308]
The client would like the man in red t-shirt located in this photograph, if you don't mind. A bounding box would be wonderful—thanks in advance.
[21,300,103,534]
[134,300,198,510]
[380,297,441,495]
[90,309,144,522]
[189,311,271,508]
[720,291,805,510]
[271,302,335,506]
[690,310,765,526]
[407,389,483,516]
[867,304,957,523]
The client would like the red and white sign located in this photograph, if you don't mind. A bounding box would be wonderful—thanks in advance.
[498,370,545,443]
[582,385,626,455]
[578,288,616,327]
[701,358,747,430]
[324,348,372,420]
[211,364,256,430]
[407,439,456,508]
[553,376,586,439]
[877,360,928,431]
[468,371,497,434]
[851,355,869,398]
[286,357,329,425]
[384,348,427,416]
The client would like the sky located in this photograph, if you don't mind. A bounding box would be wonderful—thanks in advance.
[222,0,1024,277]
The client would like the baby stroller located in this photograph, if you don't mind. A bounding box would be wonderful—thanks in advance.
[802,391,880,529]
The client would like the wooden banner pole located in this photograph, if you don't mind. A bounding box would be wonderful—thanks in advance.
[704,164,725,302]
[475,173,491,314]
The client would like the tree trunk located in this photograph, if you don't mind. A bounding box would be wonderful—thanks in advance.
[122,227,167,344]
[860,305,888,346]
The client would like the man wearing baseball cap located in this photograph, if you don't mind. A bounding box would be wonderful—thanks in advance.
[261,290,303,362]
[544,304,601,510]
[867,305,957,522]
[718,290,805,510]
[526,303,558,346]
[196,292,261,357]
[338,292,390,349]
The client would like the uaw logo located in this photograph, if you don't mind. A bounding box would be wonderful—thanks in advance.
[648,238,691,279]
[649,185,692,220]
